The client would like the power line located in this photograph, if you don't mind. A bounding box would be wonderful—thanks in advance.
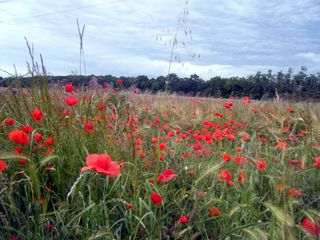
[0,0,125,24]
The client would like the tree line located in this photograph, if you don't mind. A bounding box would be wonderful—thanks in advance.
[1,67,320,100]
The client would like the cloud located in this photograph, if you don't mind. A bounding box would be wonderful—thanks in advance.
[0,0,319,78]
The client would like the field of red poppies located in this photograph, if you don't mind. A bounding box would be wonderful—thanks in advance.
[0,79,320,239]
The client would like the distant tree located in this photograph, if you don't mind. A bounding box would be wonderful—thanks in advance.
[136,75,150,90]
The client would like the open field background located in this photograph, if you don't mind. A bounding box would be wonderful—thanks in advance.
[0,78,320,239]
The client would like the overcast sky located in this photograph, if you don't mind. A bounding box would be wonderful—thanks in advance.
[0,0,319,79]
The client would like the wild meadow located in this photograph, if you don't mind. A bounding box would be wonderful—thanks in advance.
[0,77,319,239]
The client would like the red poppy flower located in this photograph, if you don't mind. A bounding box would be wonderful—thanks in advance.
[0,160,7,172]
[287,107,295,113]
[85,120,93,133]
[117,79,123,85]
[98,102,106,111]
[8,130,30,145]
[222,154,232,162]
[311,156,320,167]
[242,134,250,142]
[208,207,220,217]
[127,203,134,210]
[157,169,177,184]
[150,192,163,205]
[254,159,267,171]
[275,141,288,150]
[34,132,43,143]
[18,159,27,166]
[218,169,232,182]
[64,96,79,106]
[13,147,23,154]
[179,215,188,224]
[31,108,43,122]
[65,83,74,94]
[22,125,33,133]
[203,121,214,128]
[81,154,121,177]
[159,142,166,150]
[44,138,55,146]
[301,217,320,237]
[288,188,302,198]
[151,117,160,127]
[5,118,15,125]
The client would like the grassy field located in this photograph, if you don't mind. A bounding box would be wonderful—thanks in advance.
[0,78,319,239]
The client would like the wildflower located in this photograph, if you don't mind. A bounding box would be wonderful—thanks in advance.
[151,117,160,127]
[301,217,320,237]
[236,146,242,152]
[0,160,7,172]
[85,120,93,133]
[149,179,155,185]
[39,198,46,205]
[287,107,295,113]
[22,125,33,133]
[289,160,302,167]
[159,142,166,150]
[61,109,69,117]
[275,141,288,150]
[81,154,121,177]
[288,188,302,198]
[208,207,220,217]
[139,152,146,158]
[117,79,123,85]
[150,192,163,205]
[254,158,267,171]
[31,108,43,122]
[242,134,250,142]
[179,215,188,224]
[18,159,26,166]
[157,169,177,184]
[34,132,43,143]
[44,223,55,231]
[151,138,158,143]
[44,137,55,147]
[276,183,285,191]
[127,203,134,210]
[13,147,23,154]
[242,96,251,105]
[235,156,249,166]
[167,131,174,138]
[98,102,106,111]
[65,83,74,94]
[222,153,232,162]
[224,101,233,109]
[64,96,79,106]
[203,121,214,128]
[311,156,320,167]
[218,169,232,182]
[5,118,15,125]
[8,130,30,145]
[298,130,307,137]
